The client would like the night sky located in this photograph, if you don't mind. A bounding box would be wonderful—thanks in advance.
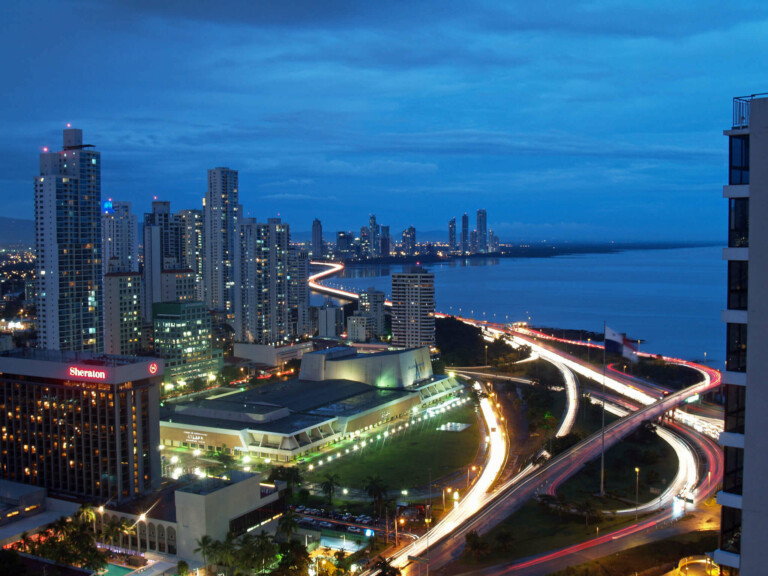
[2,1,766,241]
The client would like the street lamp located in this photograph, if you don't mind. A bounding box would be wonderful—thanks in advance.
[635,467,640,520]
[467,465,477,490]
[485,345,488,366]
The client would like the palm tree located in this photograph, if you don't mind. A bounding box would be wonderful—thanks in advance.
[118,518,136,553]
[217,532,239,576]
[364,475,387,516]
[195,534,216,575]
[283,466,302,495]
[75,503,97,533]
[277,509,299,542]
[253,530,277,574]
[372,556,401,576]
[575,499,597,528]
[321,473,340,504]
[103,517,123,552]
[274,539,310,576]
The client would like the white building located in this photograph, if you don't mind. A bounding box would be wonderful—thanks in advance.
[318,304,344,338]
[35,127,103,352]
[103,271,142,355]
[289,246,311,337]
[234,218,290,344]
[204,167,241,314]
[347,313,373,342]
[102,200,138,274]
[178,209,204,301]
[713,94,766,575]
[359,286,386,337]
[391,266,435,349]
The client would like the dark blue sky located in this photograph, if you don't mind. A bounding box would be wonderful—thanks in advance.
[2,1,766,241]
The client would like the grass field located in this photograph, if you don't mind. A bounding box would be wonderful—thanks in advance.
[304,403,482,490]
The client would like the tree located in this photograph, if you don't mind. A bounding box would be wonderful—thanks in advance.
[494,528,514,551]
[216,532,239,576]
[277,509,299,542]
[253,530,277,574]
[177,560,190,576]
[195,534,216,575]
[364,475,388,516]
[575,499,600,528]
[321,473,341,504]
[372,556,401,576]
[464,530,491,561]
[274,540,310,576]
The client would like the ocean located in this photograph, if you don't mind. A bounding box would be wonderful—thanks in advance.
[311,246,726,367]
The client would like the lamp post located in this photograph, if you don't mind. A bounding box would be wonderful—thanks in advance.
[587,339,591,364]
[466,466,477,490]
[138,513,147,555]
[635,468,640,520]
[485,345,488,366]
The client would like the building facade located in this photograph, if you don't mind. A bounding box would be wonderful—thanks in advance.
[713,94,767,575]
[178,209,204,301]
[35,128,103,352]
[461,213,469,255]
[153,301,222,388]
[0,350,162,502]
[359,286,386,337]
[312,218,323,259]
[402,226,416,256]
[203,167,241,314]
[391,266,435,349]
[448,217,457,253]
[102,200,138,274]
[477,208,488,254]
[103,271,142,355]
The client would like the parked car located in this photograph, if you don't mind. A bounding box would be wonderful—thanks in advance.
[347,526,363,534]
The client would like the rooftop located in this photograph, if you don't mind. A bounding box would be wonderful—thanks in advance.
[0,349,149,367]
[733,93,768,129]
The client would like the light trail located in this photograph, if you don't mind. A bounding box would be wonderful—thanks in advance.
[309,261,393,306]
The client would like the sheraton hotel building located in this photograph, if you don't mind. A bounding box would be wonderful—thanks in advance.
[0,349,163,503]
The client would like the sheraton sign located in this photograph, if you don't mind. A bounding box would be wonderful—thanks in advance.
[69,366,107,380]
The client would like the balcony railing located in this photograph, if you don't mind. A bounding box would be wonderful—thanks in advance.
[733,93,768,128]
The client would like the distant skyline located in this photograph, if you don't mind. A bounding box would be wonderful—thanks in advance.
[2,2,767,241]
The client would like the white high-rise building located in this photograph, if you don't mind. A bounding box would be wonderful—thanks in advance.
[204,167,240,314]
[289,246,311,337]
[391,266,435,349]
[102,200,138,274]
[103,271,142,355]
[178,209,204,301]
[359,286,386,337]
[143,201,183,322]
[35,127,103,352]
[234,218,290,344]
[712,94,767,576]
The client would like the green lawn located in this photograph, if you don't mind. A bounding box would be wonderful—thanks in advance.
[303,403,481,491]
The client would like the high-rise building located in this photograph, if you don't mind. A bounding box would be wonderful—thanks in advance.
[470,229,478,254]
[391,266,435,349]
[360,225,371,258]
[153,301,222,388]
[477,208,488,253]
[234,218,290,344]
[143,201,183,322]
[289,246,311,337]
[178,209,204,301]
[102,200,138,274]
[461,213,469,255]
[318,303,344,338]
[312,218,323,259]
[0,349,163,501]
[335,231,353,259]
[448,217,457,253]
[489,229,500,253]
[359,286,386,337]
[369,214,380,257]
[35,127,103,352]
[204,167,241,314]
[104,271,142,355]
[712,94,766,575]
[380,225,391,257]
[402,226,416,256]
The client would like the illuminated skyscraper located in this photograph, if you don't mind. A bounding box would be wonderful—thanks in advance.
[312,218,323,259]
[35,127,103,352]
[204,167,241,314]
[391,266,435,349]
[448,217,457,253]
[461,213,469,255]
[102,200,138,274]
[477,208,488,253]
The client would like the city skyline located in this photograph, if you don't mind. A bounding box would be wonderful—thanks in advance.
[3,2,766,241]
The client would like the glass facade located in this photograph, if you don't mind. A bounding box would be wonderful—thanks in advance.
[723,445,744,496]
[728,198,749,248]
[724,384,746,435]
[729,135,750,185]
[727,261,748,310]
[726,323,748,373]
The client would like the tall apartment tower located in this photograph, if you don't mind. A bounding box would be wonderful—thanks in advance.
[477,208,488,253]
[142,201,182,322]
[712,95,767,575]
[35,127,103,352]
[178,209,204,301]
[402,226,416,256]
[391,266,435,349]
[204,167,240,314]
[312,218,323,259]
[102,200,138,274]
[369,214,380,257]
[448,217,457,253]
[359,286,386,337]
[104,271,142,355]
[234,218,290,344]
[289,247,311,337]
[380,225,391,257]
[461,213,469,255]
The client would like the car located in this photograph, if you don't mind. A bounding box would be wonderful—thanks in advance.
[295,506,305,513]
[319,521,333,528]
[347,526,363,534]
